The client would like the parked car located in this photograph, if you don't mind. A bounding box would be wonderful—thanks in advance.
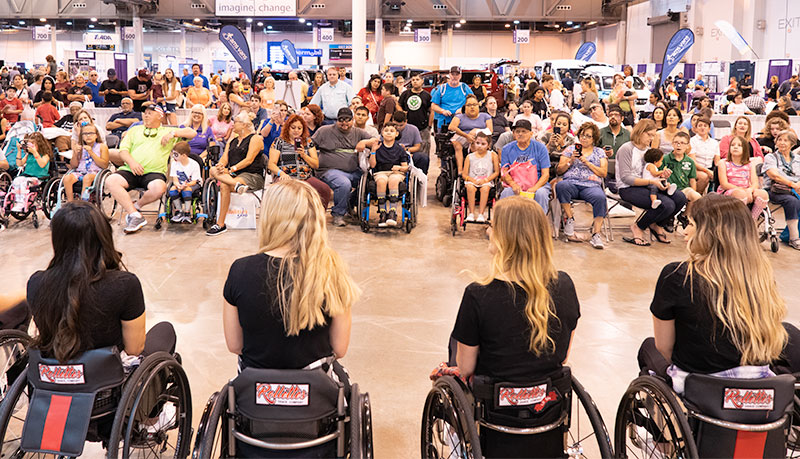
[391,68,429,80]
[580,65,650,112]
[406,69,506,107]
[253,69,316,92]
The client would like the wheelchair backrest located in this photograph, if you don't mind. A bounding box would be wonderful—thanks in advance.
[232,367,341,422]
[21,347,125,456]
[472,367,572,429]
[684,373,795,459]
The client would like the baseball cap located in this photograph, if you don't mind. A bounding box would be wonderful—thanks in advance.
[449,66,462,75]
[138,68,150,78]
[336,107,353,121]
[107,68,116,77]
[68,101,82,109]
[511,119,532,131]
[144,104,164,117]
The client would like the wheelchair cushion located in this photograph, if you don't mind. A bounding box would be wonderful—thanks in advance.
[684,373,795,424]
[22,347,125,456]
[366,178,408,197]
[232,367,341,423]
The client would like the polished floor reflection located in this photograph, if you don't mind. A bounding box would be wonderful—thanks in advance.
[2,173,799,458]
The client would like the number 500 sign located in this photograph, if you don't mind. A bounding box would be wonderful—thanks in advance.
[513,29,530,44]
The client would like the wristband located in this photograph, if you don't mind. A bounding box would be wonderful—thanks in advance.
[276,170,280,177]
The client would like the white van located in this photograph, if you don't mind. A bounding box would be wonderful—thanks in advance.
[533,60,614,85]
[580,65,650,112]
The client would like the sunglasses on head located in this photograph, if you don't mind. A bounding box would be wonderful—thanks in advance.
[337,117,352,122]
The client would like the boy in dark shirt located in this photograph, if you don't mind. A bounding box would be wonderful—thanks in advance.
[369,123,408,227]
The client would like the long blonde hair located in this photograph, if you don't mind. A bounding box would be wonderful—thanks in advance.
[258,180,361,335]
[479,196,557,355]
[687,194,787,365]
[183,104,208,132]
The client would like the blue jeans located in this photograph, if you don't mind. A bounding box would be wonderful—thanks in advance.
[499,182,551,212]
[321,169,362,217]
[555,182,607,218]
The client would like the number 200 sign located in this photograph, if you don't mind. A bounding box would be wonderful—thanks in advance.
[513,29,530,44]
[415,28,431,43]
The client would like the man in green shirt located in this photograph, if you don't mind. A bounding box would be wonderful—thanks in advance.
[596,105,631,159]
[662,131,701,202]
[104,104,197,233]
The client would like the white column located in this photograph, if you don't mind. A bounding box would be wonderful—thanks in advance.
[352,0,367,89]
[50,24,57,59]
[132,9,144,69]
[246,23,253,52]
[447,26,453,57]
[180,27,187,63]
[375,18,384,66]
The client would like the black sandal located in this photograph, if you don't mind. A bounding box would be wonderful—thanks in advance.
[651,231,671,244]
[623,236,651,247]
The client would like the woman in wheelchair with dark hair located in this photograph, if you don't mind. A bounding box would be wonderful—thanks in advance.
[641,193,800,394]
[223,179,360,373]
[450,195,580,457]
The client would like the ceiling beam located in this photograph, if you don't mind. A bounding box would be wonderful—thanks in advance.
[544,0,564,17]
[431,0,461,16]
[297,0,316,15]
[501,0,516,16]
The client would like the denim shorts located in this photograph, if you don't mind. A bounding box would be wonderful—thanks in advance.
[164,103,177,114]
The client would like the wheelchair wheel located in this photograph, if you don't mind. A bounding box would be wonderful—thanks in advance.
[0,369,31,457]
[771,235,779,253]
[614,375,698,459]
[435,174,447,203]
[349,384,373,459]
[42,177,62,220]
[0,172,11,194]
[420,376,482,459]
[357,174,369,233]
[193,385,232,459]
[0,329,32,403]
[409,176,418,227]
[107,351,193,459]
[202,180,218,230]
[566,374,614,458]
[95,169,118,220]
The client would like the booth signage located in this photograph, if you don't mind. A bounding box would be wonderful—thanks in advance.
[329,44,369,61]
[513,29,530,44]
[33,26,50,41]
[317,27,334,42]
[414,28,432,43]
[215,0,295,17]
[121,27,136,41]
[296,48,323,57]
[84,33,117,51]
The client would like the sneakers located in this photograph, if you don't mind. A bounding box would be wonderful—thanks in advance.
[476,213,486,223]
[386,209,398,226]
[563,217,575,237]
[234,183,247,194]
[666,183,677,195]
[81,189,91,201]
[466,213,475,222]
[789,239,800,251]
[378,211,388,227]
[171,211,183,223]
[182,214,193,223]
[332,215,346,227]
[205,224,227,236]
[590,233,605,250]
[141,402,177,435]
[123,213,147,233]
[651,199,662,209]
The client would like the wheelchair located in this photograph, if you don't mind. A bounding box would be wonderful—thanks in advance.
[420,367,614,458]
[0,158,61,230]
[450,176,497,236]
[0,345,193,458]
[0,329,32,403]
[192,365,373,458]
[41,165,116,220]
[615,372,799,458]
[434,132,458,208]
[159,153,211,228]
[201,147,265,231]
[356,155,419,234]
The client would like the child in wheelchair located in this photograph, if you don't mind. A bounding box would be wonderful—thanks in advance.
[369,123,409,227]
[5,132,51,213]
[462,132,499,223]
[62,124,109,202]
[167,141,202,223]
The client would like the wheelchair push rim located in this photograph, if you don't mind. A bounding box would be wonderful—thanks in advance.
[614,375,698,459]
[565,374,614,459]
[96,169,119,221]
[192,384,231,459]
[0,370,32,458]
[420,376,482,459]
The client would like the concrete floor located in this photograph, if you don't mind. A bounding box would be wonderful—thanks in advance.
[2,169,799,458]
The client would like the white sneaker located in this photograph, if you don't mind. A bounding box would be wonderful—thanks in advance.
[651,199,662,209]
[475,213,486,223]
[143,402,177,434]
[564,217,575,237]
[590,233,605,250]
[466,213,475,222]
[667,183,677,195]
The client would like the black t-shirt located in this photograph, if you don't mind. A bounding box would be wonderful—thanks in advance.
[452,272,580,382]
[34,90,63,105]
[108,110,142,136]
[399,89,432,132]
[228,133,264,176]
[127,77,152,112]
[650,262,743,374]
[26,270,145,355]
[223,254,333,370]
[486,111,509,144]
[100,78,128,107]
[68,85,93,100]
[374,141,407,172]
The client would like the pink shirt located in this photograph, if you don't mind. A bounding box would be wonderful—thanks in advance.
[209,116,232,141]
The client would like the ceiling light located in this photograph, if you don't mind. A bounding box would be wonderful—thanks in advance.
[504,23,510,28]
[194,18,200,22]
[566,21,573,25]
[572,25,580,29]
[90,17,97,22]
[89,24,94,28]
[66,21,73,25]
[39,18,47,22]
[586,21,597,26]
[455,23,461,28]
[18,20,25,25]
[513,20,520,24]
[299,18,305,23]
[246,18,252,23]
[543,23,558,28]
[257,21,263,26]
[112,21,117,25]
[267,25,273,29]
[459,19,466,24]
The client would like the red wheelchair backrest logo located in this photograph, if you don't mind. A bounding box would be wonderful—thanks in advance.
[723,388,774,410]
[498,383,547,407]
[255,383,310,406]
[38,364,86,384]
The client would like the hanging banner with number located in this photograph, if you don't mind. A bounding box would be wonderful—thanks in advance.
[513,29,530,44]
[414,28,431,43]
[33,26,50,41]
[318,27,334,42]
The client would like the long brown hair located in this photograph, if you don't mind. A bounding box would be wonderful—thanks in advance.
[280,114,310,143]
[31,202,125,362]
